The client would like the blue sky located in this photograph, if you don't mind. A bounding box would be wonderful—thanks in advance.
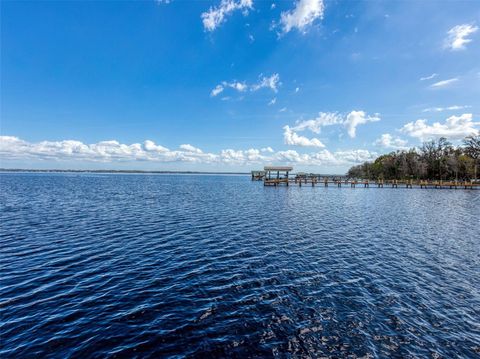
[1,0,479,172]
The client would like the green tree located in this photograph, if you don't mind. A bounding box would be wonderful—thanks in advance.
[464,135,480,180]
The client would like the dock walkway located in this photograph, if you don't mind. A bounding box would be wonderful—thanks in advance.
[264,177,479,189]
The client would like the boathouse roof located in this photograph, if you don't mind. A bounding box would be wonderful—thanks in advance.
[264,166,293,171]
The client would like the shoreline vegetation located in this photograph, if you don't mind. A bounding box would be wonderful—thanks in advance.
[347,135,480,181]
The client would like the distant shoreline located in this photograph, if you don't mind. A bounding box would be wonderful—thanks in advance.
[0,168,250,175]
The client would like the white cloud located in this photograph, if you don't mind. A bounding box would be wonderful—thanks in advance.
[211,74,279,97]
[400,113,480,141]
[279,107,287,112]
[144,140,169,152]
[444,24,478,51]
[268,97,276,106]
[295,87,300,93]
[289,110,380,138]
[229,81,248,92]
[422,105,471,113]
[210,81,248,97]
[283,126,325,148]
[344,111,381,138]
[219,148,266,163]
[279,0,325,34]
[0,136,378,168]
[251,73,281,92]
[374,134,408,150]
[210,85,224,97]
[201,0,253,32]
[274,149,377,166]
[331,149,378,164]
[292,112,343,133]
[274,149,311,163]
[218,148,267,164]
[420,73,437,81]
[430,78,458,88]
[179,144,203,153]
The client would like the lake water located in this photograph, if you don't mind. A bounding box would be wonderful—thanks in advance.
[1,173,479,358]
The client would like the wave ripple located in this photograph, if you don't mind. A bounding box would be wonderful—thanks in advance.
[1,173,479,358]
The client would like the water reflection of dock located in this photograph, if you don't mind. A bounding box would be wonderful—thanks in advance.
[251,167,479,189]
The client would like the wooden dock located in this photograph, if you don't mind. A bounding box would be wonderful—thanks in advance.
[285,177,479,189]
[253,167,479,189]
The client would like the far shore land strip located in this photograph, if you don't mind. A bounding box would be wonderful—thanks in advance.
[0,169,250,175]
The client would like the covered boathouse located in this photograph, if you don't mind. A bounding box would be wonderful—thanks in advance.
[263,166,293,186]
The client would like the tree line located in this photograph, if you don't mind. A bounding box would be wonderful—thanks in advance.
[347,135,480,181]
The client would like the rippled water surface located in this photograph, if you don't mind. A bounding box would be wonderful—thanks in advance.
[1,173,479,358]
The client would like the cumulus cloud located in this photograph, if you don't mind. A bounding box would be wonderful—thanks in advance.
[279,0,325,34]
[444,24,478,51]
[344,111,381,138]
[144,140,169,152]
[400,113,480,141]
[283,126,325,148]
[422,105,471,113]
[0,136,219,164]
[291,112,343,133]
[420,73,437,81]
[219,148,266,163]
[0,135,377,168]
[334,149,378,164]
[211,74,280,97]
[274,148,377,166]
[374,134,408,150]
[201,0,253,32]
[430,78,459,88]
[179,144,203,153]
[289,111,380,138]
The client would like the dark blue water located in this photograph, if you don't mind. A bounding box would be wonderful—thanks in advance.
[1,173,479,358]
